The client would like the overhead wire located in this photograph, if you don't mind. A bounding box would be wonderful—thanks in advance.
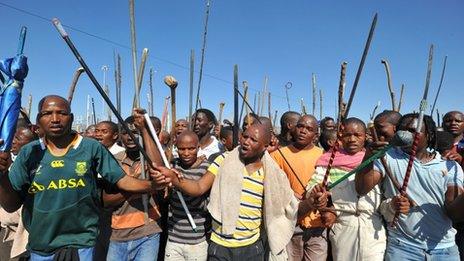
[0,2,302,105]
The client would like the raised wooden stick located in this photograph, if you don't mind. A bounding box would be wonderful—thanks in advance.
[312,73,317,115]
[398,84,404,112]
[67,67,84,105]
[239,81,249,127]
[322,62,347,188]
[194,0,212,114]
[300,98,307,115]
[369,101,380,121]
[381,59,397,111]
[319,89,323,120]
[218,102,225,125]
[164,75,178,134]
[430,56,448,114]
[189,49,194,127]
[268,92,272,122]
[133,48,149,108]
[260,76,268,116]
[27,94,32,117]
[161,96,170,131]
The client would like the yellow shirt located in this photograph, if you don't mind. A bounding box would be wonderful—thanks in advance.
[271,145,323,228]
[208,154,264,247]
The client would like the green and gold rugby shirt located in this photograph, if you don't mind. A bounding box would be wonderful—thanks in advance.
[8,134,125,255]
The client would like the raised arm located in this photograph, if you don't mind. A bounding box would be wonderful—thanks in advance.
[355,142,386,195]
[0,152,23,213]
[133,108,163,167]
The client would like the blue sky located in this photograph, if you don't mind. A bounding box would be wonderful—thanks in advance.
[0,0,463,125]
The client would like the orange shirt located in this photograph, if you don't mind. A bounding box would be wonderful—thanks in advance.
[271,145,323,228]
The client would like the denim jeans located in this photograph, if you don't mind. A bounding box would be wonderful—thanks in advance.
[107,233,160,261]
[30,247,94,261]
[385,238,460,261]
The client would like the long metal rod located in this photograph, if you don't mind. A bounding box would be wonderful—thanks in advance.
[52,18,154,174]
[344,13,378,117]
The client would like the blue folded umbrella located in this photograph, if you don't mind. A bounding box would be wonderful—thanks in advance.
[0,55,28,151]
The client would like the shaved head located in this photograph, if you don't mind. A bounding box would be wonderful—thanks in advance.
[176,130,199,146]
[251,123,271,146]
[38,95,70,113]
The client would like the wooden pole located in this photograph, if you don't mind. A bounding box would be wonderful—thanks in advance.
[319,89,323,120]
[260,76,268,116]
[398,84,405,112]
[133,48,149,108]
[301,99,307,115]
[129,0,138,108]
[161,96,170,131]
[218,102,225,126]
[27,94,32,117]
[338,62,348,121]
[67,67,84,105]
[164,76,178,134]
[116,54,122,115]
[253,92,257,113]
[189,49,194,126]
[148,68,154,116]
[381,59,397,111]
[268,92,272,121]
[233,65,239,147]
[239,81,249,127]
[194,0,212,114]
[312,73,317,115]
[430,56,448,114]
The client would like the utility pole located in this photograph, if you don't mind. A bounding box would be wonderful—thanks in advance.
[102,65,111,121]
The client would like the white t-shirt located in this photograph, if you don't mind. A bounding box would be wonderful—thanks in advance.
[198,136,222,160]
[109,143,125,155]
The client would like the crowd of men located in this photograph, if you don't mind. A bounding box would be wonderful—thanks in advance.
[0,94,463,261]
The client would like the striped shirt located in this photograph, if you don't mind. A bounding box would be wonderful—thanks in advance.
[208,154,264,248]
[168,159,211,244]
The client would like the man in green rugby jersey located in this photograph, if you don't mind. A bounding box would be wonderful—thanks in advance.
[0,95,169,261]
